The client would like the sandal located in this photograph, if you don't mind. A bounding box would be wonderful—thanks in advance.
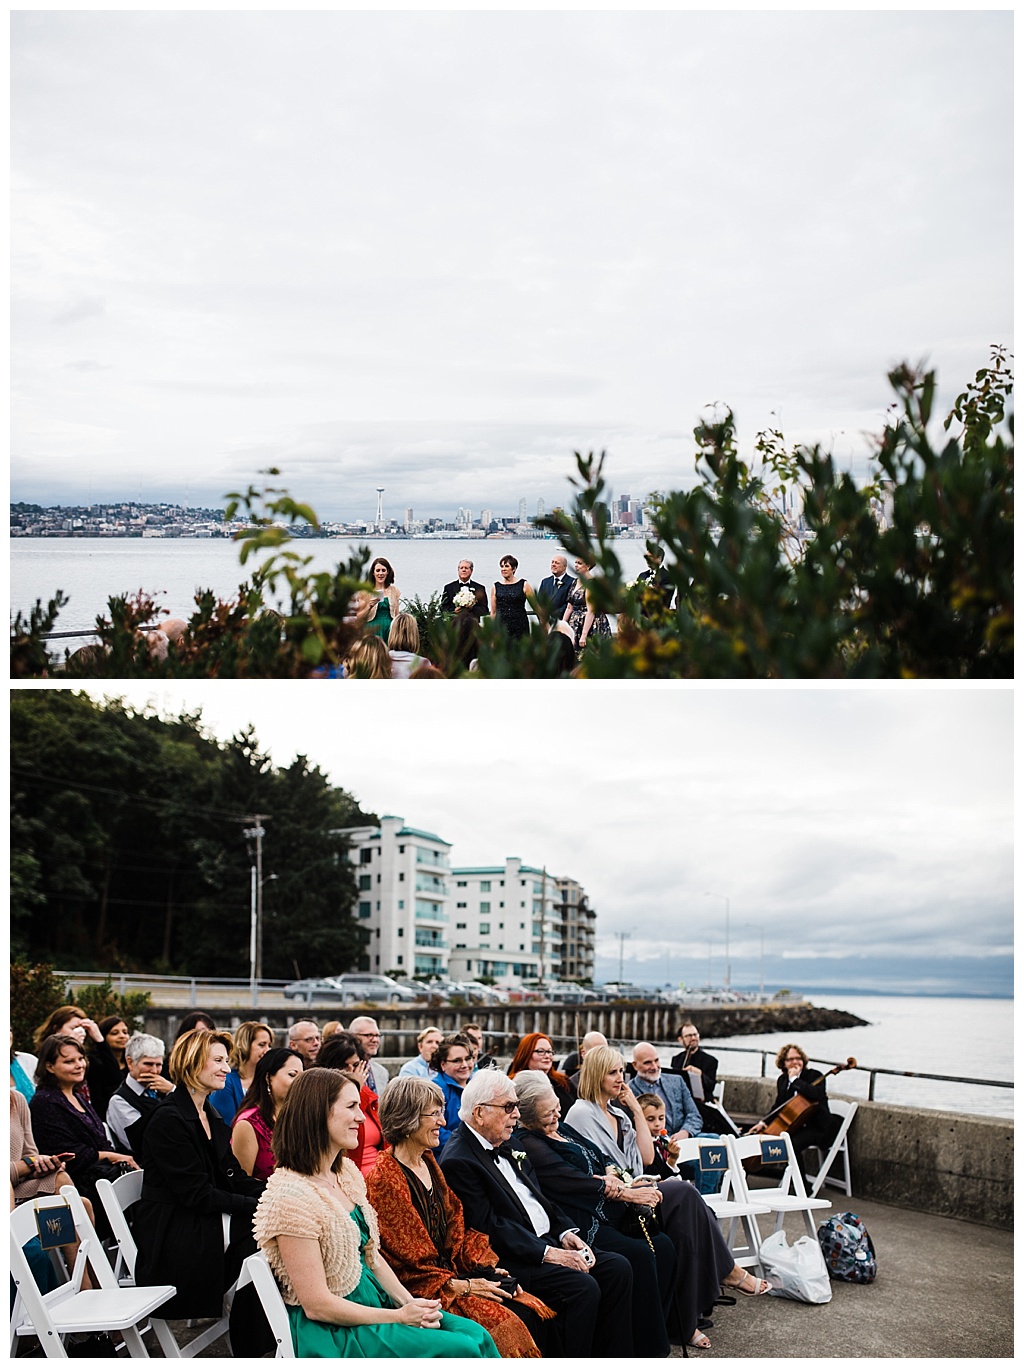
[688,1331,712,1350]
[725,1269,770,1297]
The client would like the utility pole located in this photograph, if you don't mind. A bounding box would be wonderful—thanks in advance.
[242,817,268,989]
[616,930,631,983]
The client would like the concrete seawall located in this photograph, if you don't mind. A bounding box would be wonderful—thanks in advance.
[721,1076,1013,1231]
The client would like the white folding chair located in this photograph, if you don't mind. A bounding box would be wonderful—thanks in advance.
[235,1252,295,1358]
[727,1131,832,1240]
[802,1099,858,1198]
[97,1168,231,1358]
[673,1137,770,1274]
[11,1188,175,1359]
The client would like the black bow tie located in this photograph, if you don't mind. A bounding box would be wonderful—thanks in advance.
[554,579,562,586]
[489,1142,516,1164]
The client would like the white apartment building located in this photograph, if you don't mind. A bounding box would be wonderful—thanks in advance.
[337,815,452,978]
[447,858,562,986]
[555,876,596,981]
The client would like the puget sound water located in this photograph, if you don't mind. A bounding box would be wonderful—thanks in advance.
[11,536,655,635]
[654,993,1012,1120]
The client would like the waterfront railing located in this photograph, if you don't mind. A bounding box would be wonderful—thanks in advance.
[60,971,1012,1106]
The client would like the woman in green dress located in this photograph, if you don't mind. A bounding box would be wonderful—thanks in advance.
[254,1066,499,1358]
[355,558,401,641]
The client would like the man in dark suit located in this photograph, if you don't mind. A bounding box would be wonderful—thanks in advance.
[441,558,489,619]
[670,1022,732,1135]
[536,554,576,623]
[635,544,674,618]
[440,1069,633,1358]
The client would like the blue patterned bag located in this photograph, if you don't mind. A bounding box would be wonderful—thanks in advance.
[817,1211,877,1283]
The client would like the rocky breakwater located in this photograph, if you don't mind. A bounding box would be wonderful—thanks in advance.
[691,1001,868,1038]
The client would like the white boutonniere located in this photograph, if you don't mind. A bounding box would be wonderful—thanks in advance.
[511,1150,527,1167]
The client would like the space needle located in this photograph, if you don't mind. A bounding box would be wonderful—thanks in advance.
[375,487,385,532]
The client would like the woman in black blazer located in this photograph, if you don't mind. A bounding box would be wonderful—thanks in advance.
[133,1028,269,1354]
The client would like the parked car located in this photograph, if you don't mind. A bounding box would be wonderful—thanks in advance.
[282,973,419,1004]
[544,983,599,1004]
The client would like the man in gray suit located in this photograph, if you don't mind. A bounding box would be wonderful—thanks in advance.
[629,1042,704,1138]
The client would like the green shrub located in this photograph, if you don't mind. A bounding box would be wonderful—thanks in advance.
[10,962,71,1053]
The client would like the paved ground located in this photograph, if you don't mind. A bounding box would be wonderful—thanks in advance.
[147,1195,1011,1360]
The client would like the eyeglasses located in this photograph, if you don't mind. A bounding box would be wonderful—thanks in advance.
[480,1101,519,1114]
[531,1049,554,1057]
[420,1109,445,1122]
[358,1033,381,1040]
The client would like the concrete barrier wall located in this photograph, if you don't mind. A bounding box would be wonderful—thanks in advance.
[720,1076,1012,1231]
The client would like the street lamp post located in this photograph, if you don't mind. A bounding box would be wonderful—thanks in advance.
[704,891,730,991]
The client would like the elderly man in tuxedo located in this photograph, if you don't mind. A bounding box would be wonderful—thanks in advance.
[441,559,489,619]
[440,1068,633,1358]
[536,554,576,623]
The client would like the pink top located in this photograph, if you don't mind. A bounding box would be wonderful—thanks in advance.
[233,1105,276,1181]
[358,1107,383,1177]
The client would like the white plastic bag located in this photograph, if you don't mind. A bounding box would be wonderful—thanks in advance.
[759,1228,833,1303]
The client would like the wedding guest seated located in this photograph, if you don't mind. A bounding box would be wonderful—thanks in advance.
[253,1066,500,1357]
[431,1034,475,1151]
[86,1016,131,1120]
[439,1067,634,1359]
[511,1070,676,1357]
[209,1020,274,1125]
[399,1028,444,1079]
[32,1007,103,1103]
[231,1047,305,1180]
[507,1033,576,1118]
[106,1031,175,1157]
[133,1028,272,1356]
[635,1093,683,1180]
[388,613,431,678]
[29,1034,138,1216]
[346,635,393,679]
[318,1034,384,1176]
[366,1075,550,1356]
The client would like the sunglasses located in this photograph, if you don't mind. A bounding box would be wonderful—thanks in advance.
[480,1100,519,1114]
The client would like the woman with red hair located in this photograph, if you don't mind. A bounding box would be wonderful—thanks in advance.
[506,1034,576,1118]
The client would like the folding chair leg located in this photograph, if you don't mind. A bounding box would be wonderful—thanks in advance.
[149,1319,184,1357]
[118,1324,151,1358]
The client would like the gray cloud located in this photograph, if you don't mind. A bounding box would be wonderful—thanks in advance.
[76,684,1012,994]
[11,10,1011,514]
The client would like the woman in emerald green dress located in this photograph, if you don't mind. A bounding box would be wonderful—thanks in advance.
[254,1066,499,1358]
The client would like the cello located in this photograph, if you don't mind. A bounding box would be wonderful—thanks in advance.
[743,1056,856,1174]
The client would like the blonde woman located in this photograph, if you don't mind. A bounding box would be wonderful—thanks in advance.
[133,1028,267,1353]
[346,635,393,679]
[210,1021,274,1125]
[388,613,429,679]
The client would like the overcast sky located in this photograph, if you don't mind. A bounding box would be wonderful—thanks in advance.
[12,8,1012,521]
[73,683,1013,996]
